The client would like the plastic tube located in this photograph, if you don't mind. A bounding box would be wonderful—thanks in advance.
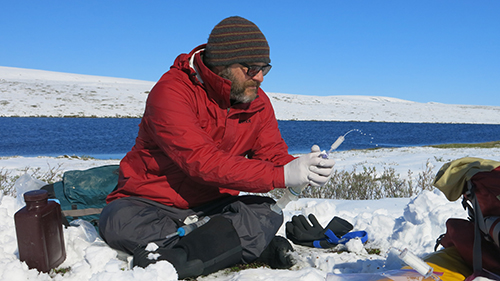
[165,216,211,239]
[270,185,304,214]
[398,248,441,280]
[321,136,345,159]
[329,135,345,152]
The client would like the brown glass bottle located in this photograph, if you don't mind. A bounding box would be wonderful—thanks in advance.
[14,189,66,272]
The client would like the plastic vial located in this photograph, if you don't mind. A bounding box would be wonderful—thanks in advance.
[14,190,66,272]
[398,248,441,280]
[271,185,302,214]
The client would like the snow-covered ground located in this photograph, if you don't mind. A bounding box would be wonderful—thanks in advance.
[1,66,499,280]
[2,146,499,280]
[2,66,500,124]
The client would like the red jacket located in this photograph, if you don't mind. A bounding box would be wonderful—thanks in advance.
[107,45,295,209]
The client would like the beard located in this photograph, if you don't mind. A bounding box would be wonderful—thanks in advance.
[219,68,260,104]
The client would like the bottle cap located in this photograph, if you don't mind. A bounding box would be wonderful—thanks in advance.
[177,227,186,237]
[24,190,49,202]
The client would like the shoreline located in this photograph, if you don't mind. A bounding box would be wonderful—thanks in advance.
[1,140,499,161]
[1,116,499,125]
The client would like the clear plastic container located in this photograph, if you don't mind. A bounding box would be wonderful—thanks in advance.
[271,186,302,214]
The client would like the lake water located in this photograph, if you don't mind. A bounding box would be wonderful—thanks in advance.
[1,117,499,159]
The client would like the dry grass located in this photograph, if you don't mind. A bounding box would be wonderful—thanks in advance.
[270,160,435,200]
[0,163,64,196]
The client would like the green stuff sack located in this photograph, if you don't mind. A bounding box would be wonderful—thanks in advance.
[42,165,120,228]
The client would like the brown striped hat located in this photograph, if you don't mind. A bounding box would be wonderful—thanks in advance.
[204,16,270,67]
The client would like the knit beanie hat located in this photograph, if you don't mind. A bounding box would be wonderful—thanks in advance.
[204,16,270,67]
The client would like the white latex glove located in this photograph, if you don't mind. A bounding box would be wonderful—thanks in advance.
[284,145,336,189]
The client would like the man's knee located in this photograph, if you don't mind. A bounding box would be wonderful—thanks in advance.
[99,198,179,254]
[232,195,284,230]
[220,196,283,262]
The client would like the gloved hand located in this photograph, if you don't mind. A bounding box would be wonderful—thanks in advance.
[286,214,354,248]
[284,145,336,188]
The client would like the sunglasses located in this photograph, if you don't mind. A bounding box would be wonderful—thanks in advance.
[240,63,272,77]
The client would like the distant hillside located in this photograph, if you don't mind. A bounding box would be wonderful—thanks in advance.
[1,66,499,124]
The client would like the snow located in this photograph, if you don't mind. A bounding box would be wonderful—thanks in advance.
[2,66,500,123]
[1,66,499,280]
[3,146,500,280]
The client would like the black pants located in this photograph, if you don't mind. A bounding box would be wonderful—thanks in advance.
[98,195,283,263]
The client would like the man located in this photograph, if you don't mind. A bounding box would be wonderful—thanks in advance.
[99,16,336,279]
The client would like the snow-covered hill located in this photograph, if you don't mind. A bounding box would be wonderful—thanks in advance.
[1,66,499,124]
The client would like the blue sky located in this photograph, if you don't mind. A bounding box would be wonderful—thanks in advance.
[1,1,499,106]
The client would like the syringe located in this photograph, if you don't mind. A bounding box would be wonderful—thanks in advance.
[165,216,211,239]
[320,135,345,159]
[271,135,345,214]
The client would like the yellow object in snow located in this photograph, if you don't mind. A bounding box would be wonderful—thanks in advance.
[326,247,473,281]
[401,247,472,281]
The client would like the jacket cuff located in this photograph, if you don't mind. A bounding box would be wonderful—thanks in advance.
[273,166,287,189]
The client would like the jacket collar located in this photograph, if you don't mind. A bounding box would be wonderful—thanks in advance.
[192,45,232,109]
[181,44,266,112]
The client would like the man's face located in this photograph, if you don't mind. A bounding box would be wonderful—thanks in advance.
[219,63,266,104]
